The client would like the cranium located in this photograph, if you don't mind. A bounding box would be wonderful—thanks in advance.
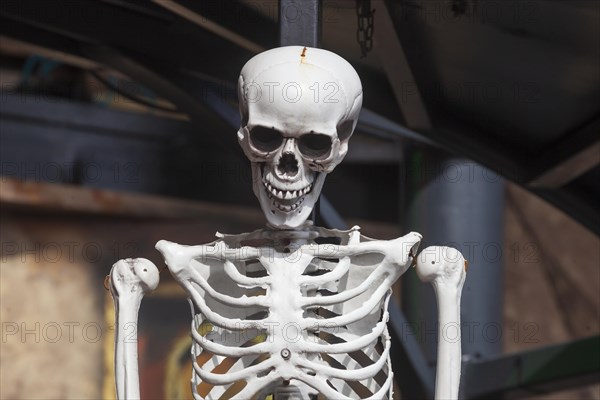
[237,46,363,228]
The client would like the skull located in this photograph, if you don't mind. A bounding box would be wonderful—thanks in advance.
[237,46,363,228]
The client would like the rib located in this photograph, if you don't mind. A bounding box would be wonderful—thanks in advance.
[298,256,351,286]
[186,266,268,307]
[319,354,374,398]
[223,259,270,288]
[364,363,393,400]
[190,324,270,357]
[300,265,389,306]
[295,339,390,381]
[205,354,271,398]
[314,331,388,387]
[192,357,275,385]
[302,281,393,329]
[184,280,267,331]
[302,320,386,354]
[296,372,353,400]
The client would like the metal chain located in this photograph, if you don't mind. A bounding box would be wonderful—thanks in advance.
[356,0,375,58]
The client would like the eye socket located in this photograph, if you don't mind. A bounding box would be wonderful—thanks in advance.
[337,120,354,142]
[298,133,332,158]
[249,126,284,153]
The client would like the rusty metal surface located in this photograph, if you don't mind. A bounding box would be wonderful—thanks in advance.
[0,177,264,222]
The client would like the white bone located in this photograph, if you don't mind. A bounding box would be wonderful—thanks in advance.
[237,46,363,228]
[296,338,390,380]
[189,323,270,357]
[181,277,267,331]
[155,228,421,399]
[193,358,277,385]
[415,246,467,400]
[109,258,159,400]
[108,45,470,400]
[301,320,387,353]
[300,263,387,306]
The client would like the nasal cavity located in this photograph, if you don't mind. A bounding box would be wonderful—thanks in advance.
[277,153,299,176]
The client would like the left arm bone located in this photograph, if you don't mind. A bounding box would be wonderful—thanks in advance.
[415,246,467,400]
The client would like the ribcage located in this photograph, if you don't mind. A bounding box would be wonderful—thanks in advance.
[156,229,421,400]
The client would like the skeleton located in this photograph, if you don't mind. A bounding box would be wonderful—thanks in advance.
[108,46,467,399]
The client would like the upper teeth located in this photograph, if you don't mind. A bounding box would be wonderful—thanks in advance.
[264,181,312,201]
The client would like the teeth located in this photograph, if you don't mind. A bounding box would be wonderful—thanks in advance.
[271,197,305,213]
[263,178,313,205]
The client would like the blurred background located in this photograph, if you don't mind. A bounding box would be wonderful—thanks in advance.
[0,1,598,399]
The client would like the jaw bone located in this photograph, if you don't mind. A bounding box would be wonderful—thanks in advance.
[415,246,467,400]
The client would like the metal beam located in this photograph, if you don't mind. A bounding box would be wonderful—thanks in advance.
[344,136,401,164]
[374,1,432,130]
[0,0,251,83]
[528,116,600,188]
[0,93,192,140]
[461,336,600,399]
[0,177,262,222]
[279,0,322,47]
[151,0,266,53]
[358,108,433,145]
[0,35,99,71]
[0,12,243,151]
[79,44,238,150]
[529,141,600,188]
[532,186,600,236]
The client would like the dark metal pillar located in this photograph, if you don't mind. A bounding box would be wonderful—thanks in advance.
[279,0,322,47]
[401,145,505,393]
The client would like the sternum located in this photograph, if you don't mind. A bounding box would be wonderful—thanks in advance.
[264,248,310,348]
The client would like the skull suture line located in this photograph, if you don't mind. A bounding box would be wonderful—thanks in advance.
[237,46,363,228]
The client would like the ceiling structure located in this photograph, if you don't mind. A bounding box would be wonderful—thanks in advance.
[0,0,598,233]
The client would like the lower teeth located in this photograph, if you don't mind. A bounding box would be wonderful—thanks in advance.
[272,200,302,212]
